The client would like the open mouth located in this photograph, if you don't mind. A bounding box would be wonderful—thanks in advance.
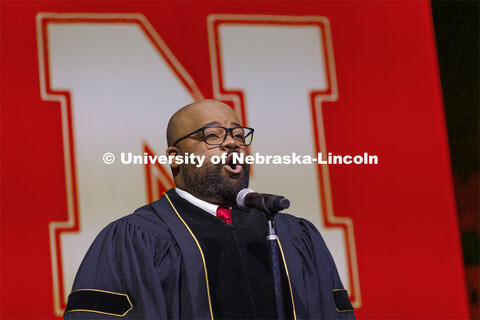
[224,152,242,174]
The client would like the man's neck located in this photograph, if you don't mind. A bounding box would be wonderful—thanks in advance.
[177,187,233,206]
[175,188,229,216]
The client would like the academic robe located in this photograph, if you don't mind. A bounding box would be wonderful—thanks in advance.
[64,189,355,319]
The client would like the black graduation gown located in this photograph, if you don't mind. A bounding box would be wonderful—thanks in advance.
[64,189,355,319]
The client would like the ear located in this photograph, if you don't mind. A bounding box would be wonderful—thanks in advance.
[166,146,181,169]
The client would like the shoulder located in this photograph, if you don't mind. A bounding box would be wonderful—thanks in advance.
[78,198,182,276]
[275,212,333,258]
[275,212,321,239]
[126,200,171,234]
[95,196,176,247]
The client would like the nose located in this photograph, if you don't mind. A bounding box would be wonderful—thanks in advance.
[221,131,240,150]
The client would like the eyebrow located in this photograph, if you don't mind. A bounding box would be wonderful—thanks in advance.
[201,121,243,127]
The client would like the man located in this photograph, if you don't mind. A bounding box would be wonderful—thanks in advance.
[64,100,355,319]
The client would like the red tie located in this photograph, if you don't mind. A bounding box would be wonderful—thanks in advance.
[216,207,232,225]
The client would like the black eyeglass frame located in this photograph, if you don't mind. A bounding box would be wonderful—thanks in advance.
[172,126,254,147]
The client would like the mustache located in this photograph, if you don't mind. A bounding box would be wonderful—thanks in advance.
[226,149,240,157]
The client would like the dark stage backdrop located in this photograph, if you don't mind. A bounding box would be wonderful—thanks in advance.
[432,2,479,317]
[1,1,471,318]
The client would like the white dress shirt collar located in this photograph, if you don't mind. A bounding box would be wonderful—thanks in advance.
[175,188,218,216]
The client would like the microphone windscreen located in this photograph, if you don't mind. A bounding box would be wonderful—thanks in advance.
[236,188,255,211]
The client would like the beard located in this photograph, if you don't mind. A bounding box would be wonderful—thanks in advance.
[181,154,250,206]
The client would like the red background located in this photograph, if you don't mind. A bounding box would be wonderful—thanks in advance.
[1,1,469,318]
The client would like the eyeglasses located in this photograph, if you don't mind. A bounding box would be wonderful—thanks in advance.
[173,126,254,147]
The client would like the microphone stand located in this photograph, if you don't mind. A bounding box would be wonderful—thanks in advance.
[254,197,285,320]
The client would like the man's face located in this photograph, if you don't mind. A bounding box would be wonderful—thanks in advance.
[171,101,250,205]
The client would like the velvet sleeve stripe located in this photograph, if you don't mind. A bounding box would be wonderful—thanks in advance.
[332,289,354,313]
[64,289,133,317]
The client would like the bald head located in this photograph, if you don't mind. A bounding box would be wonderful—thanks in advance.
[166,99,239,147]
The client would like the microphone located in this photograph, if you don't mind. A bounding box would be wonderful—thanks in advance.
[237,189,288,318]
[236,188,290,213]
